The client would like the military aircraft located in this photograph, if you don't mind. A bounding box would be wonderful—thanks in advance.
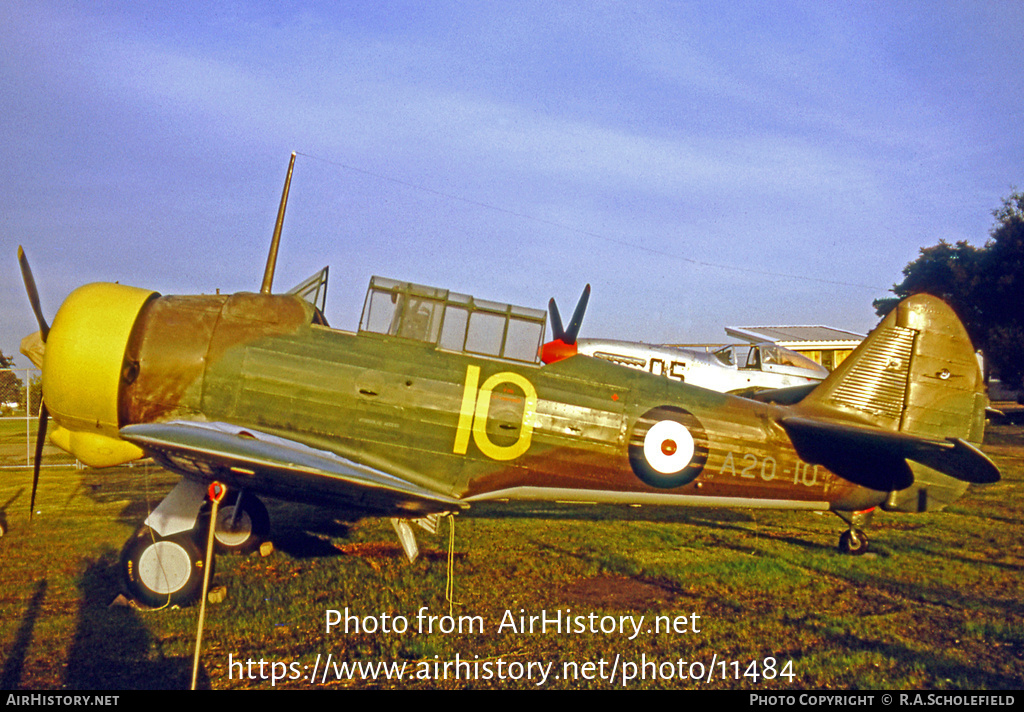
[18,155,1000,608]
[540,289,829,398]
[558,336,828,393]
[583,339,828,391]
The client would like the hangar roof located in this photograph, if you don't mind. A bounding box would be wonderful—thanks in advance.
[725,325,865,349]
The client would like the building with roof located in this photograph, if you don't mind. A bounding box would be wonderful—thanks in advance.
[724,325,865,371]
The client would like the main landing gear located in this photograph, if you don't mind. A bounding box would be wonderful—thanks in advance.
[121,527,208,608]
[834,508,874,556]
[120,482,270,608]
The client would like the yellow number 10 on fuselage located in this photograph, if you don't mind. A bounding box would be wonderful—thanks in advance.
[454,365,538,461]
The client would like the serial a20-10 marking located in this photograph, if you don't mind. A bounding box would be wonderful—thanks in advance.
[716,450,831,489]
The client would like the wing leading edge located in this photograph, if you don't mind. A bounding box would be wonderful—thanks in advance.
[120,420,464,516]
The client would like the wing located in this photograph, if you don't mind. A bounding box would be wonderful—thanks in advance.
[780,416,1000,491]
[120,420,464,516]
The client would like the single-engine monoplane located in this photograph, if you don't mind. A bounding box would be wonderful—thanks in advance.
[540,290,829,399]
[18,155,1000,607]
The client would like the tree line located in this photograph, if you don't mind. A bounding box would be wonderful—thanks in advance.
[873,190,1024,389]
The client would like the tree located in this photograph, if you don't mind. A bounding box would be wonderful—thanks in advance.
[27,373,42,416]
[0,348,24,414]
[992,190,1024,224]
[874,190,1024,388]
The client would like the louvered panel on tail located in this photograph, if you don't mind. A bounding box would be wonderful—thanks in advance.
[826,326,915,420]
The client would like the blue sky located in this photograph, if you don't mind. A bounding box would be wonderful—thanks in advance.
[3,1,1022,366]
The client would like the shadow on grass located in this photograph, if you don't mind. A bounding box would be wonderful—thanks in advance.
[62,547,206,690]
[0,489,22,536]
[464,501,851,554]
[265,502,358,559]
[808,631,1023,689]
[1,578,46,689]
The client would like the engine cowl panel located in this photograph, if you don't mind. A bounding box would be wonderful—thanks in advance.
[43,282,157,465]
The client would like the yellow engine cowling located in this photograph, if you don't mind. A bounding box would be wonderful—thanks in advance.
[44,282,157,467]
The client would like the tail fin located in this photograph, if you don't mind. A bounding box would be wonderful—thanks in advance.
[796,294,986,443]
[786,294,996,511]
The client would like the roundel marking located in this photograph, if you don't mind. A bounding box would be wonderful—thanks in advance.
[629,406,708,489]
[643,419,695,474]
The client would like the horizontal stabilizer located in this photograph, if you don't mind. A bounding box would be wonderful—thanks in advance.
[121,420,464,515]
[739,383,818,405]
[781,416,1000,491]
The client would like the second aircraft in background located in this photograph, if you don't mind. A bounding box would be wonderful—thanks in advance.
[540,287,829,396]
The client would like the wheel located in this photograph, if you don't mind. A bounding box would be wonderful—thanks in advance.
[121,528,208,608]
[208,492,270,555]
[838,528,869,556]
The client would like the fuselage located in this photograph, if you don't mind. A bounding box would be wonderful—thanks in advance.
[107,290,875,515]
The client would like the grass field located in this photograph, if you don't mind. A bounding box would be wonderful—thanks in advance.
[1,422,1022,690]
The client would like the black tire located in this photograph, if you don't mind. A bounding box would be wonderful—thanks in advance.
[121,527,208,608]
[210,492,270,555]
[838,528,869,556]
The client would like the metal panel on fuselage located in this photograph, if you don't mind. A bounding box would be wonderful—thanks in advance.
[508,355,858,508]
[196,321,868,512]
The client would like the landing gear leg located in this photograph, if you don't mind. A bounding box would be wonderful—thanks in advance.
[834,508,875,556]
[207,490,270,555]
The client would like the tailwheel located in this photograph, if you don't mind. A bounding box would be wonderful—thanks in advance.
[838,528,869,556]
[120,527,208,608]
[207,491,270,555]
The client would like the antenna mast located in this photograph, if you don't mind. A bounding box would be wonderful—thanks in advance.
[260,152,296,294]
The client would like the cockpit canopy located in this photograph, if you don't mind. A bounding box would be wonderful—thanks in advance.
[713,342,826,376]
[359,276,547,364]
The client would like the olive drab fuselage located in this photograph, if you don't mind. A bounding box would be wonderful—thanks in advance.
[109,289,875,516]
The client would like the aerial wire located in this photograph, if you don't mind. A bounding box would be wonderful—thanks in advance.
[445,515,458,616]
[295,151,887,292]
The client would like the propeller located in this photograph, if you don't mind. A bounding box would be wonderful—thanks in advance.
[29,403,49,517]
[18,246,50,340]
[17,246,49,517]
[541,284,590,364]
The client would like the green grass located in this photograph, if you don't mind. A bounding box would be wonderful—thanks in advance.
[1,427,1022,689]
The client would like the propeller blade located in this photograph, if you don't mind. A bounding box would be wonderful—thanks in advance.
[18,246,50,341]
[562,284,590,345]
[548,298,565,342]
[541,285,591,364]
[29,401,48,517]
